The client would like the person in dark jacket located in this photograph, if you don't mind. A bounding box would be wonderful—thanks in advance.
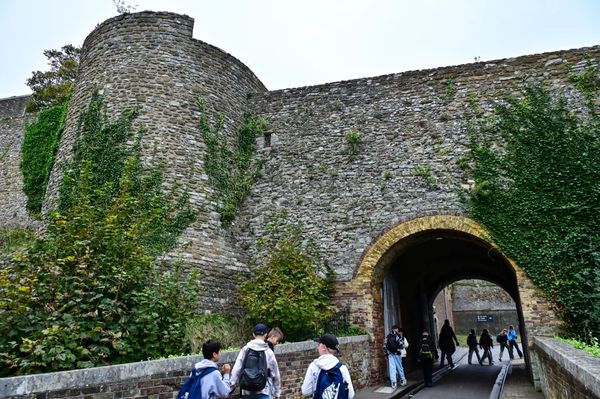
[467,329,481,365]
[479,328,494,365]
[418,329,438,387]
[496,329,510,362]
[438,319,459,369]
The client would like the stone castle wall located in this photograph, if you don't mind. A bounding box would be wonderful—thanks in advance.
[239,46,599,283]
[0,96,35,229]
[41,12,266,308]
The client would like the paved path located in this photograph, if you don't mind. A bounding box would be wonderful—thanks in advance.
[356,346,540,399]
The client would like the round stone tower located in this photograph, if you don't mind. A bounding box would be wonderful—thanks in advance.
[44,11,267,308]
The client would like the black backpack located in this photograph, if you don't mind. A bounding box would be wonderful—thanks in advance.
[239,348,268,391]
[419,338,433,360]
[386,333,402,353]
[176,366,217,399]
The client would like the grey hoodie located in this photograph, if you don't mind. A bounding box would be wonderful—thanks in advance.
[190,359,231,399]
[230,338,281,398]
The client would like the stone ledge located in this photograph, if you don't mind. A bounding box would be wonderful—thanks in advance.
[532,336,600,397]
[0,335,368,397]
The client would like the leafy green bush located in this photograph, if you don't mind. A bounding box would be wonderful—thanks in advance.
[240,211,335,342]
[0,93,197,376]
[21,104,67,214]
[465,84,600,340]
[557,335,600,358]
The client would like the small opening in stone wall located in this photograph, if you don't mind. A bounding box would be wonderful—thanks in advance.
[264,132,271,147]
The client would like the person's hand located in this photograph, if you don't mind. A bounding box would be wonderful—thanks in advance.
[221,363,231,374]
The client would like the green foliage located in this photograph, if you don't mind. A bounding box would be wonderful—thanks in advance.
[443,77,457,102]
[185,313,250,353]
[198,98,266,226]
[557,335,600,358]
[465,84,600,339]
[414,164,437,186]
[0,93,198,376]
[239,211,335,342]
[0,228,35,257]
[26,45,80,113]
[21,104,67,214]
[568,59,600,108]
[345,129,363,155]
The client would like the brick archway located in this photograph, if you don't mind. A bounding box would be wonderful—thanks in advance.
[333,215,560,383]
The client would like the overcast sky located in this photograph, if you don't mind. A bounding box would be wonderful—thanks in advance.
[1,0,599,98]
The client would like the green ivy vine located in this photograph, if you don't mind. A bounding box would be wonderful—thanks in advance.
[465,77,600,340]
[198,98,267,226]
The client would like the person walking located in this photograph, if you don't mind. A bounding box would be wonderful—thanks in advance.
[496,329,510,361]
[265,328,284,398]
[301,333,355,399]
[479,328,494,365]
[438,319,459,369]
[230,323,281,399]
[467,329,481,365]
[417,329,438,388]
[383,325,408,389]
[507,325,523,359]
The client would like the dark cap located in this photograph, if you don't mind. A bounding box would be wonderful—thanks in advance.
[314,333,340,352]
[253,323,268,335]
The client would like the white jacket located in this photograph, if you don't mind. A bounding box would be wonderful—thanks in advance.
[230,339,281,398]
[301,353,355,399]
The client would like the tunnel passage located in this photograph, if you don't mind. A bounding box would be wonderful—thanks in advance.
[381,229,527,371]
[335,215,560,383]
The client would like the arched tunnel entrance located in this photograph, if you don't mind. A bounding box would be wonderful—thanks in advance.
[381,229,527,372]
[336,215,561,383]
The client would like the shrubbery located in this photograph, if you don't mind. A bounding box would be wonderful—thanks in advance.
[0,93,197,376]
[239,212,335,342]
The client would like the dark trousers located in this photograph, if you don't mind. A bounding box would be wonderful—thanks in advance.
[509,340,523,358]
[422,359,434,386]
[439,349,454,368]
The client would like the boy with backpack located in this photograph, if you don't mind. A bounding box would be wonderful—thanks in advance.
[301,333,355,399]
[176,339,232,399]
[230,323,281,399]
[417,329,437,388]
[383,324,408,388]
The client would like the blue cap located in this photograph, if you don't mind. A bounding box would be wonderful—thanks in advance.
[253,323,268,335]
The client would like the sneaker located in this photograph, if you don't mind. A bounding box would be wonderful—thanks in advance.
[391,382,397,389]
[451,364,458,370]
[401,380,407,386]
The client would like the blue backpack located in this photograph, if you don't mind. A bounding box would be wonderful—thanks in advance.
[176,366,217,399]
[313,362,349,399]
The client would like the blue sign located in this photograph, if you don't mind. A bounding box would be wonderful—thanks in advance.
[476,314,494,322]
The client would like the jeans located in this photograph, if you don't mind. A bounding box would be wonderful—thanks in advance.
[499,342,510,360]
[481,347,493,364]
[509,340,523,358]
[388,353,406,384]
[468,346,481,364]
[439,349,454,368]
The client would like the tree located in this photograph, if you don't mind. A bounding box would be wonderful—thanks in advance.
[239,211,335,341]
[25,44,80,113]
[466,83,600,340]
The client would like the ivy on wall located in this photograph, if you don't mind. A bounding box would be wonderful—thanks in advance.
[198,98,267,226]
[0,92,198,376]
[465,74,600,340]
[20,104,67,215]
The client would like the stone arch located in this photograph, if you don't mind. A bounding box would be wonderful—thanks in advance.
[333,215,559,382]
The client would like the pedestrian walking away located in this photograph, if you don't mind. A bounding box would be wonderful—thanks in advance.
[496,329,510,361]
[438,319,459,369]
[417,329,438,388]
[176,339,232,399]
[301,333,355,399]
[479,328,494,365]
[383,324,409,389]
[507,325,523,359]
[230,323,281,399]
[466,329,481,365]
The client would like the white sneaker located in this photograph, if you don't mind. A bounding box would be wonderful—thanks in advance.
[401,380,407,386]
[391,382,397,389]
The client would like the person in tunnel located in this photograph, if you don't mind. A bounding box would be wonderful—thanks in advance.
[467,329,482,364]
[417,329,438,388]
[437,319,459,369]
[479,328,494,365]
[507,325,523,359]
[384,325,408,389]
